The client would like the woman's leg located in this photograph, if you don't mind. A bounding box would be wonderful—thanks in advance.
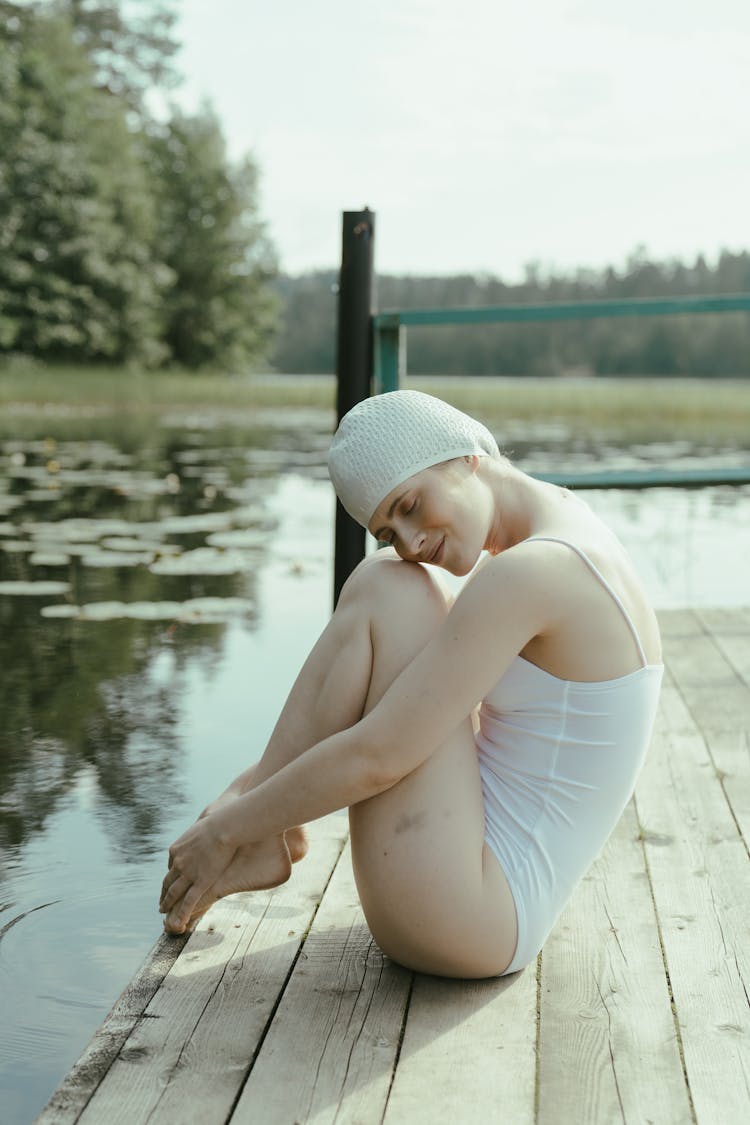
[182,551,517,976]
[347,555,517,978]
[176,549,392,929]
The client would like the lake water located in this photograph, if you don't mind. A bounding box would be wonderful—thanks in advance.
[1,405,749,1122]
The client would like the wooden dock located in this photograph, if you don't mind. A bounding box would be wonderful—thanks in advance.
[39,608,750,1124]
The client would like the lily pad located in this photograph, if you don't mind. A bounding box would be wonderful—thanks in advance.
[40,596,255,622]
[27,518,137,541]
[75,601,178,621]
[149,547,252,575]
[25,490,62,503]
[59,542,104,557]
[7,465,50,481]
[228,503,274,527]
[0,540,34,553]
[0,580,71,595]
[119,601,184,620]
[205,528,267,549]
[39,604,80,618]
[62,601,130,620]
[154,512,237,534]
[100,536,172,553]
[178,597,256,622]
[30,552,71,566]
[81,550,155,568]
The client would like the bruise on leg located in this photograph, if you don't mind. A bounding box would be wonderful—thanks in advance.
[393,810,428,834]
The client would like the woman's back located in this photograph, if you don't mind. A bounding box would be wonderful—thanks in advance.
[475,531,663,973]
[480,484,662,682]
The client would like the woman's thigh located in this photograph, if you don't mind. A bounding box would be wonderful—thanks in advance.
[349,725,517,978]
[345,551,517,978]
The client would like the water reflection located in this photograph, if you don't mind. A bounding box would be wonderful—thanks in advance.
[0,413,331,861]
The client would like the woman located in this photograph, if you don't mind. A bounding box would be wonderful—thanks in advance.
[160,390,663,978]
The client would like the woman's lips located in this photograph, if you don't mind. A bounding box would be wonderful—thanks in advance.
[428,537,445,565]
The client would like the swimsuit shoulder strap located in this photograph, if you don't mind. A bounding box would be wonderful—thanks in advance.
[526,535,649,666]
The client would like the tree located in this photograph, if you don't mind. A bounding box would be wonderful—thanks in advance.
[271,255,750,377]
[147,106,278,369]
[0,3,171,363]
[62,0,180,111]
[1,2,278,369]
[272,271,338,374]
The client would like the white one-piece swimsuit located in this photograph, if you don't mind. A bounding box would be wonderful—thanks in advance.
[475,537,663,975]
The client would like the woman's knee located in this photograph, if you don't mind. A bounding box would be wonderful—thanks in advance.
[338,553,451,708]
[339,549,451,632]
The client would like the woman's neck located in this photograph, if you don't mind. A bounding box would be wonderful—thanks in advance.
[482,462,562,554]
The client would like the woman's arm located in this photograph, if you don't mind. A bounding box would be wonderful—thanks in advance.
[160,547,558,923]
[223,545,558,834]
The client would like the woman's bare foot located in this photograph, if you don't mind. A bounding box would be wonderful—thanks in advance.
[166,833,294,935]
[285,824,309,864]
[179,828,309,933]
[163,769,310,933]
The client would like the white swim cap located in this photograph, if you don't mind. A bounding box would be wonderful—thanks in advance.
[328,390,499,528]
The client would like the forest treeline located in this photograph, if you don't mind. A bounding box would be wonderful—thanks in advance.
[0,0,277,369]
[271,250,750,377]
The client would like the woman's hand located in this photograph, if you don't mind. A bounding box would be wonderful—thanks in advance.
[159,815,237,934]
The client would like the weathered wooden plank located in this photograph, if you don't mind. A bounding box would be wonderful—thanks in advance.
[37,931,189,1123]
[661,614,748,733]
[41,816,348,1124]
[696,607,750,635]
[705,728,750,850]
[76,897,270,1125]
[231,840,411,1125]
[664,609,749,860]
[698,608,750,685]
[383,964,537,1125]
[652,667,694,736]
[537,802,691,1125]
[662,620,738,691]
[657,608,702,640]
[635,716,750,1125]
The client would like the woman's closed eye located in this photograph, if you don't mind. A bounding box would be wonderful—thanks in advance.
[374,497,417,545]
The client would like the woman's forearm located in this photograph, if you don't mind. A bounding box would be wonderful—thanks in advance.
[211,724,389,848]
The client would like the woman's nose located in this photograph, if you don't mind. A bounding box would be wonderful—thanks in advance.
[407,528,427,558]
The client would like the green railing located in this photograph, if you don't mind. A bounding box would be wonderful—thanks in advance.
[372,293,750,394]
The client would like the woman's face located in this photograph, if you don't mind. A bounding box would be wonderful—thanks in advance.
[367,458,492,576]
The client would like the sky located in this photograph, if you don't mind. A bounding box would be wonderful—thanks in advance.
[174,0,750,281]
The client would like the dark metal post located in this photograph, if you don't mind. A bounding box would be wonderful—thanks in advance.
[333,209,375,605]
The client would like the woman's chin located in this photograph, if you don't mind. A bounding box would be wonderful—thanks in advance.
[446,552,481,577]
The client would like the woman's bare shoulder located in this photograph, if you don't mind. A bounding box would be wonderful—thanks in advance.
[465,538,583,586]
[451,541,570,635]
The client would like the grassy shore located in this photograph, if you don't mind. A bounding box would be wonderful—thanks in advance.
[2,366,750,441]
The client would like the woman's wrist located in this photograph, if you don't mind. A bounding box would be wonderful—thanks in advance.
[207,791,256,850]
